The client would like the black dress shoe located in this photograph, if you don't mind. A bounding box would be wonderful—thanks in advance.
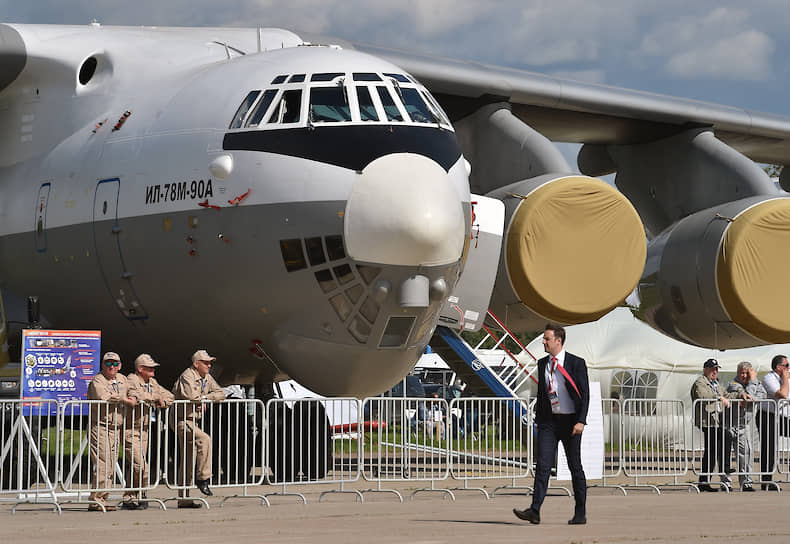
[742,484,755,492]
[196,479,213,496]
[568,516,587,525]
[177,500,203,509]
[137,501,150,509]
[513,507,540,524]
[120,501,139,510]
[698,484,718,492]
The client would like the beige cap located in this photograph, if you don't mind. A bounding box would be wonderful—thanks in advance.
[191,349,216,363]
[102,352,121,362]
[135,353,159,368]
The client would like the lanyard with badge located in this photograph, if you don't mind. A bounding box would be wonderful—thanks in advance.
[547,356,560,410]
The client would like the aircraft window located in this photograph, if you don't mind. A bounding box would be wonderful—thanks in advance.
[329,293,352,322]
[356,265,380,284]
[245,89,278,127]
[421,90,451,126]
[288,74,306,83]
[228,90,261,129]
[348,316,371,344]
[400,88,440,124]
[379,316,416,348]
[305,236,326,266]
[309,87,352,123]
[279,239,307,272]
[311,72,344,82]
[346,284,364,304]
[333,263,354,285]
[314,269,336,293]
[359,296,380,325]
[325,235,345,260]
[353,73,382,82]
[271,75,288,84]
[384,73,410,83]
[269,89,303,124]
[356,86,379,122]
[376,86,403,122]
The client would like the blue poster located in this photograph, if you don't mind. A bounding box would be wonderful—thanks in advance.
[21,329,101,415]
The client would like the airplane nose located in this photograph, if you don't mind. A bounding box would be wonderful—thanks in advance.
[344,153,466,266]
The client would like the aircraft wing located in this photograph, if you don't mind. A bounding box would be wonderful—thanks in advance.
[353,43,790,166]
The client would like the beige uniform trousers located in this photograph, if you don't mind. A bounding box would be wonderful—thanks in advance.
[176,420,212,487]
[123,428,151,499]
[89,423,119,503]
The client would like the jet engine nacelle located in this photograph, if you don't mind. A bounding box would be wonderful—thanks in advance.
[635,196,790,348]
[486,174,647,332]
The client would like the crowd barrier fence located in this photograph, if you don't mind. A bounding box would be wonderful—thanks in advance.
[6,394,790,513]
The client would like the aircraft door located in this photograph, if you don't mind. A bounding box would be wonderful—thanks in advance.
[35,182,51,252]
[92,178,148,321]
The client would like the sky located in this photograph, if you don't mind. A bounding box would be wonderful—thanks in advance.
[4,1,790,168]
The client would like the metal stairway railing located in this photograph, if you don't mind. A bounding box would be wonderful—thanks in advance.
[430,310,539,424]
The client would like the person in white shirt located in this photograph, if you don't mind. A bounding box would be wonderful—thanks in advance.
[758,354,790,490]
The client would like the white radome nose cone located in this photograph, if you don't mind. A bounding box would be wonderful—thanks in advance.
[344,153,465,266]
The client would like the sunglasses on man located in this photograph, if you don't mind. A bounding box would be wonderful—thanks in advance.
[104,361,121,367]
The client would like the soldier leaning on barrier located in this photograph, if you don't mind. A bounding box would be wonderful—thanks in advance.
[724,362,766,492]
[121,353,174,510]
[87,352,137,512]
[690,358,742,492]
[171,349,225,509]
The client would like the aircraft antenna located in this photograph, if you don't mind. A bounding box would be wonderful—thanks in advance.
[257,27,262,53]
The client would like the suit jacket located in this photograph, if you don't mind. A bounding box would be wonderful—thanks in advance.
[534,352,590,425]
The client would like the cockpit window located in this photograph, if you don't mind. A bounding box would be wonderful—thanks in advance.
[421,90,452,126]
[271,75,287,84]
[309,87,352,123]
[245,89,278,127]
[353,73,382,82]
[356,86,379,122]
[311,72,344,82]
[269,89,303,124]
[228,90,261,129]
[376,86,404,122]
[384,73,410,83]
[288,74,306,83]
[400,87,440,124]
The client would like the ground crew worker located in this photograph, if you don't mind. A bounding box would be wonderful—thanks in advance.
[121,353,174,509]
[87,352,136,511]
[172,349,225,508]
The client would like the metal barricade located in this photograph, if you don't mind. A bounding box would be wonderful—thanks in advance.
[0,399,60,513]
[59,399,165,510]
[360,397,452,500]
[596,398,625,494]
[752,398,783,491]
[621,399,690,493]
[265,397,362,503]
[448,397,531,499]
[691,397,777,492]
[164,399,266,508]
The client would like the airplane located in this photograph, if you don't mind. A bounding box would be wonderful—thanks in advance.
[1,22,789,407]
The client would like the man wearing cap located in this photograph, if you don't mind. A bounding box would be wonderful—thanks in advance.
[121,353,174,509]
[691,358,741,492]
[513,324,589,526]
[172,349,225,508]
[87,352,137,511]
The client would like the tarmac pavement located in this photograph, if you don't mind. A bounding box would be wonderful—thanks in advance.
[2,484,790,543]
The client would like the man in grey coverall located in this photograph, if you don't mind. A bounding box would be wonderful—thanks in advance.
[725,361,766,492]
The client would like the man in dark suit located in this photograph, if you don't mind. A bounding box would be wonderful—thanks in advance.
[513,323,590,525]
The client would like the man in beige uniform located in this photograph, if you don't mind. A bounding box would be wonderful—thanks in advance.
[87,352,136,511]
[122,353,174,509]
[172,349,225,508]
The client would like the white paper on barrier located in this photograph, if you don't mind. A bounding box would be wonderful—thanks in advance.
[557,382,603,481]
